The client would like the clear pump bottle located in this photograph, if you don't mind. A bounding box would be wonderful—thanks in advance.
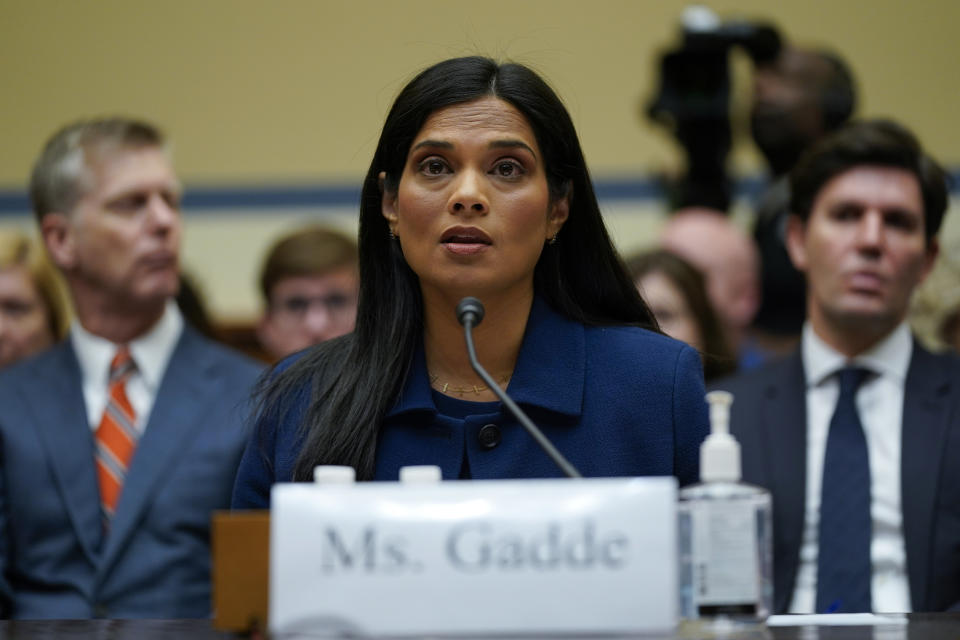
[678,391,773,629]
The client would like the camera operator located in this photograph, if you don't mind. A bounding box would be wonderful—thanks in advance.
[647,7,782,213]
[751,47,857,356]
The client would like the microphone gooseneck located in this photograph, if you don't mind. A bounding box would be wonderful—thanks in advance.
[455,297,582,479]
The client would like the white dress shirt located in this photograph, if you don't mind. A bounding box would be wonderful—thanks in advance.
[789,322,913,613]
[71,301,184,433]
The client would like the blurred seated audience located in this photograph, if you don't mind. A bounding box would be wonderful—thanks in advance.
[660,207,765,368]
[0,231,70,368]
[257,225,359,361]
[627,249,736,382]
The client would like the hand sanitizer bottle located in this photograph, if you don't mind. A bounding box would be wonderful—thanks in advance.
[678,391,773,630]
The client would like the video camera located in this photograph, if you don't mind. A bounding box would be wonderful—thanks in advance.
[646,7,782,210]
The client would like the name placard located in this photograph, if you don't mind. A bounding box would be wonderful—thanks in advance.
[270,477,677,636]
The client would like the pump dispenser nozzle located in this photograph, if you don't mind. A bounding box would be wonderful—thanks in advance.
[701,390,740,482]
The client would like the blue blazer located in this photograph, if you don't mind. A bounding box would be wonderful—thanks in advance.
[232,297,709,509]
[0,327,262,619]
[712,344,960,613]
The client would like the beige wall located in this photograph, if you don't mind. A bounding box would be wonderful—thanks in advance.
[2,0,958,321]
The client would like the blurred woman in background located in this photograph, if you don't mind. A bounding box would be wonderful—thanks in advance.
[0,231,70,368]
[627,249,736,382]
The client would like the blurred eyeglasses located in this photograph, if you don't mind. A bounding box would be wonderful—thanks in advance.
[270,292,355,319]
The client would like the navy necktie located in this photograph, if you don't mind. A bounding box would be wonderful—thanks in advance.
[816,367,872,613]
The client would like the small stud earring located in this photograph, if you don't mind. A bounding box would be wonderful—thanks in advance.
[548,233,558,246]
[388,229,397,240]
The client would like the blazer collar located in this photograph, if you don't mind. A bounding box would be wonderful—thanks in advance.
[767,341,951,613]
[28,341,104,565]
[758,350,808,614]
[900,341,953,610]
[386,296,585,419]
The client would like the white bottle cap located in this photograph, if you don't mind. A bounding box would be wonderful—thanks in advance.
[399,465,443,484]
[701,390,741,482]
[313,465,356,485]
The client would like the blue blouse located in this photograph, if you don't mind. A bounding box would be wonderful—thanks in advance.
[232,297,710,508]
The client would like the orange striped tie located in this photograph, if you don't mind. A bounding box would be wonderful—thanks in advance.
[95,346,138,524]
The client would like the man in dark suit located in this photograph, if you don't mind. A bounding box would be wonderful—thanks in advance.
[715,119,957,614]
[0,118,262,618]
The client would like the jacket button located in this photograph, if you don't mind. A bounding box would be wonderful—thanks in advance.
[478,424,501,449]
[94,602,108,618]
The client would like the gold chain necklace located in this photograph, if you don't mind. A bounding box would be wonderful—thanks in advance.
[429,374,511,397]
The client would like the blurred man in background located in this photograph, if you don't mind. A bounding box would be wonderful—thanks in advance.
[715,120,959,614]
[660,207,763,369]
[0,117,261,619]
[257,225,359,361]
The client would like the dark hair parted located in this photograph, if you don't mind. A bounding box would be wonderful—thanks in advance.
[626,249,736,382]
[790,118,949,243]
[257,56,658,482]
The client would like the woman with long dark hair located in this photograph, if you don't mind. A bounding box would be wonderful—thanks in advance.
[232,57,709,507]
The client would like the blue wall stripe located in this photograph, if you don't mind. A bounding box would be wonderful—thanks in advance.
[182,185,362,209]
[2,171,958,216]
[0,192,29,214]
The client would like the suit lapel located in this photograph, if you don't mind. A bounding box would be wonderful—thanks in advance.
[28,342,103,564]
[900,343,951,611]
[96,329,222,578]
[762,353,808,614]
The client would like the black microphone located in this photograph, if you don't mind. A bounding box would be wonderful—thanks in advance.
[455,297,582,479]
[455,297,485,327]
